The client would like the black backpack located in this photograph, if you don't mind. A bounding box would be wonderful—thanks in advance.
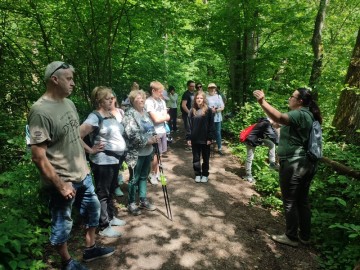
[83,111,103,160]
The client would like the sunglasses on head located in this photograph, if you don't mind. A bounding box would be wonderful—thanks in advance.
[50,63,70,77]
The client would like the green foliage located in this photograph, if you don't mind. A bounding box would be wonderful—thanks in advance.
[0,156,49,269]
[225,89,360,270]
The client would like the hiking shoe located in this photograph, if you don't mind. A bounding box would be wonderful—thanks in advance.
[109,217,126,226]
[200,176,208,183]
[271,234,298,247]
[269,162,280,171]
[99,226,122,238]
[149,173,159,185]
[195,176,201,183]
[62,259,89,270]
[218,150,224,156]
[139,199,156,211]
[114,187,124,197]
[244,175,255,183]
[298,236,310,245]
[83,245,115,262]
[185,146,192,152]
[128,202,142,216]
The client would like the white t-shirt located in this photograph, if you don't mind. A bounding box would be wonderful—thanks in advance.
[84,112,126,165]
[206,94,224,122]
[144,97,167,134]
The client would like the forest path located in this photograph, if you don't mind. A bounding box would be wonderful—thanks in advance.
[69,121,319,270]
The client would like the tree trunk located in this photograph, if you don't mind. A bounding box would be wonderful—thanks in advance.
[345,28,360,88]
[321,157,360,179]
[229,39,243,106]
[309,0,329,100]
[333,29,360,145]
[332,89,360,145]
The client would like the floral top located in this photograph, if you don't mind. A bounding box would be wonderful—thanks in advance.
[122,106,155,168]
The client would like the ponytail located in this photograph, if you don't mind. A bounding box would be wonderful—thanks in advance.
[297,88,322,124]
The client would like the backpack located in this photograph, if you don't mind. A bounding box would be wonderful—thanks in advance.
[239,123,256,142]
[302,110,322,161]
[83,111,104,151]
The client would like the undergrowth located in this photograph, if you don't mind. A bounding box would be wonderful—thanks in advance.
[224,100,360,270]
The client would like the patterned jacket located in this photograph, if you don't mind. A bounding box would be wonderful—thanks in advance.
[122,106,154,168]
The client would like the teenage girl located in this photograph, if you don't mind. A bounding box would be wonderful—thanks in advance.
[186,91,215,183]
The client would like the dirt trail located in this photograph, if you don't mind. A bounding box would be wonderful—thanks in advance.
[67,125,319,270]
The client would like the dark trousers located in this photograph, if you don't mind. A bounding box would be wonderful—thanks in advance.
[182,113,189,133]
[192,143,211,177]
[169,108,177,131]
[91,163,121,228]
[279,157,317,241]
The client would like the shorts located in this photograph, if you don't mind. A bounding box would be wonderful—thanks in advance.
[48,174,100,245]
[155,133,167,154]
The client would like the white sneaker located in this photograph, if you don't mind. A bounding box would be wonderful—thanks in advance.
[149,173,158,185]
[200,176,208,183]
[99,226,122,238]
[195,176,201,183]
[109,217,126,226]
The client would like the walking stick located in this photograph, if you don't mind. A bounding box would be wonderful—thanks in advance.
[154,141,173,220]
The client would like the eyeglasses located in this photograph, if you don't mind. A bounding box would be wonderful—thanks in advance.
[289,95,299,100]
[196,85,202,89]
[49,63,70,77]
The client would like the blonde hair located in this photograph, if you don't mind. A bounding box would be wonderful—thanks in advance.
[91,86,112,109]
[128,89,147,106]
[191,91,208,116]
[149,81,164,95]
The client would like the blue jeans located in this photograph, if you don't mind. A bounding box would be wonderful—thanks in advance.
[215,121,222,150]
[279,157,317,241]
[48,174,100,245]
[128,154,152,204]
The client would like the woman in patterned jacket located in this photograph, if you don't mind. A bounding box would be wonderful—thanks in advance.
[122,89,158,216]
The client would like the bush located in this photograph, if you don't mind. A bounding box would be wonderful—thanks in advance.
[0,155,49,269]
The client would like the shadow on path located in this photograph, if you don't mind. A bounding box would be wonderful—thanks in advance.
[66,119,319,270]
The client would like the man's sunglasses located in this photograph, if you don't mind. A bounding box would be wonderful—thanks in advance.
[49,63,70,77]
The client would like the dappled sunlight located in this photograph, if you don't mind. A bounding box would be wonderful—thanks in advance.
[86,129,320,269]
[179,251,206,268]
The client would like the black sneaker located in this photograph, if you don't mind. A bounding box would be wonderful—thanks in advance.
[139,199,156,211]
[83,246,115,262]
[62,259,89,270]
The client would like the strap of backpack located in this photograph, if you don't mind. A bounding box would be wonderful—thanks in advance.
[91,111,104,140]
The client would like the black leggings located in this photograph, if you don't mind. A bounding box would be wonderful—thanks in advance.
[279,157,317,241]
[90,162,121,228]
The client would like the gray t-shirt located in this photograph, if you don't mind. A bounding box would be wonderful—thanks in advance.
[84,112,126,165]
[28,97,89,183]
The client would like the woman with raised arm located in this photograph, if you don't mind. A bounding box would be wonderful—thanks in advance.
[253,88,322,247]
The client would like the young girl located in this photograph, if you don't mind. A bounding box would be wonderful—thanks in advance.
[186,91,215,183]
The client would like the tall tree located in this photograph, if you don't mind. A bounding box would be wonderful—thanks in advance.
[309,0,329,99]
[332,28,360,145]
